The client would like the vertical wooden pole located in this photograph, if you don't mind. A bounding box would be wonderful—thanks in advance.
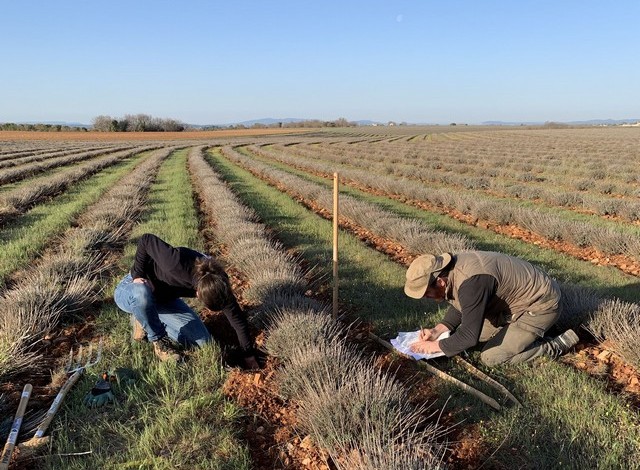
[333,172,339,318]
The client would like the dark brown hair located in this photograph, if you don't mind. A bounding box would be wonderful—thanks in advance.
[194,257,234,311]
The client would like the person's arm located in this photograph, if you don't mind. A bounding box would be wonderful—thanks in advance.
[222,298,255,357]
[441,305,462,331]
[438,274,497,357]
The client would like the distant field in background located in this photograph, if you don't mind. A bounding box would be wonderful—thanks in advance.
[0,128,312,141]
[1,124,639,468]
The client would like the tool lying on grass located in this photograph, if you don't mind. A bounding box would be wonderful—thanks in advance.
[83,374,115,408]
[369,332,521,411]
[21,338,103,449]
[0,384,33,470]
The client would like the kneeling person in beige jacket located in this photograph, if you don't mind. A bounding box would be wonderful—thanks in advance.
[405,251,578,366]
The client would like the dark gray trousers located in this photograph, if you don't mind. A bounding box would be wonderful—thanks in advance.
[479,309,559,366]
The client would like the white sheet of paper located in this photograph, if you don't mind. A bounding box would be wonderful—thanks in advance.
[390,330,450,360]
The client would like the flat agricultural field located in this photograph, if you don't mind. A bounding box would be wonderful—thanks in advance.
[1,125,639,469]
[0,127,314,141]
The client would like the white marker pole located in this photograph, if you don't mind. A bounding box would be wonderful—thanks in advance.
[0,383,33,470]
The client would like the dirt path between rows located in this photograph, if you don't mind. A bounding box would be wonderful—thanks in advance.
[228,150,640,411]
[249,148,640,278]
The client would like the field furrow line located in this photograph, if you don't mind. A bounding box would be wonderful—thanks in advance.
[221,145,640,372]
[0,146,172,380]
[0,148,152,226]
[286,140,640,224]
[0,144,119,168]
[0,144,147,186]
[249,143,640,277]
[189,146,447,469]
[208,145,640,470]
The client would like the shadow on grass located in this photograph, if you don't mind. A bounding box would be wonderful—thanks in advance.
[216,157,442,338]
[236,149,640,304]
[211,150,640,470]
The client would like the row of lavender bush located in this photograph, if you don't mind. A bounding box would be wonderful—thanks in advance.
[189,146,445,469]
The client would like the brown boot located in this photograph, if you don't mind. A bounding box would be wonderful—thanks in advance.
[152,336,182,362]
[131,316,147,342]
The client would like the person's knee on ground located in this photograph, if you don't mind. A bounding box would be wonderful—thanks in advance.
[480,347,511,367]
[479,322,541,366]
[164,325,211,349]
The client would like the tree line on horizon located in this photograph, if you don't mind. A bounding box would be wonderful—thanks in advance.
[92,114,187,132]
[0,115,359,133]
[0,122,89,132]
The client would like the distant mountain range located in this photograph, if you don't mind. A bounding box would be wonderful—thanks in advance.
[482,118,640,126]
[5,117,639,129]
[213,117,382,127]
[8,120,91,127]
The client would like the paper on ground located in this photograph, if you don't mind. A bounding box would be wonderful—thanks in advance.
[390,330,450,360]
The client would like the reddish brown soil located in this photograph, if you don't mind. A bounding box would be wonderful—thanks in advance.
[249,150,640,278]
[563,342,640,406]
[0,129,312,142]
[223,360,333,470]
[221,152,640,467]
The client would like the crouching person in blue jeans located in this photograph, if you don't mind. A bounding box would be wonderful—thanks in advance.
[114,233,259,368]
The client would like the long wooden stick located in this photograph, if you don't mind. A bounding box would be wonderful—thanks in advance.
[34,370,84,439]
[332,172,339,319]
[368,333,501,411]
[0,384,33,470]
[453,356,521,407]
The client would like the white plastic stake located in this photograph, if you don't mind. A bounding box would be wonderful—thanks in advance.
[0,383,33,469]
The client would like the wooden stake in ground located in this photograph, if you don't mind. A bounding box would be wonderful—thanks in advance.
[0,383,33,470]
[333,172,339,319]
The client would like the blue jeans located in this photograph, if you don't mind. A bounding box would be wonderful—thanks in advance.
[114,274,211,347]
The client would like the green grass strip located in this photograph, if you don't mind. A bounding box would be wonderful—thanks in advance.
[210,149,640,469]
[240,145,640,303]
[46,149,250,470]
[0,153,145,288]
[208,148,429,335]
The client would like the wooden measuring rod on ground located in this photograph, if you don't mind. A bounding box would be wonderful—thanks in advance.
[369,333,521,410]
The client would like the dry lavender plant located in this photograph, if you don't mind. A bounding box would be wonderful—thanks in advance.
[0,147,172,379]
[222,145,475,255]
[189,146,446,468]
[251,140,640,261]
[586,298,640,369]
[0,148,148,225]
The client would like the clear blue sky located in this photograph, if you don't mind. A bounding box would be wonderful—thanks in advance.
[1,1,638,125]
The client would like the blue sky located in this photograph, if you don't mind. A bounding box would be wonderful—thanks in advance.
[1,1,638,125]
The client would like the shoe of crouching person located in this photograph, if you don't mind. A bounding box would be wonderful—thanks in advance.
[153,336,183,362]
[131,316,148,342]
[547,329,579,358]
